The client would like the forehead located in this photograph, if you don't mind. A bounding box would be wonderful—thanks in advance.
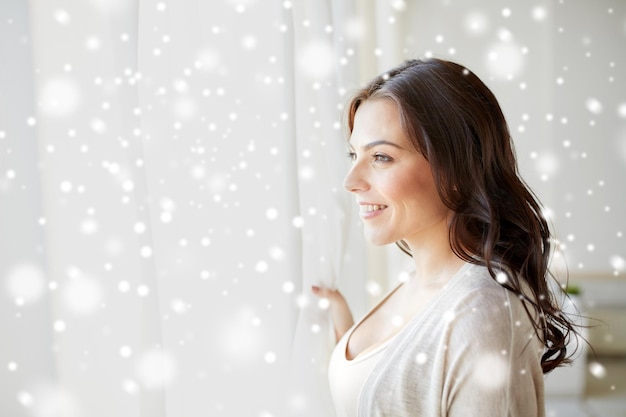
[349,99,409,148]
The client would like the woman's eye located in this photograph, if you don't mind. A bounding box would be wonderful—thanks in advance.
[346,151,392,163]
[373,153,392,163]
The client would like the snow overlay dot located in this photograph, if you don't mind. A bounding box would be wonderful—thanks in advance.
[120,346,133,358]
[140,246,152,258]
[472,353,508,389]
[6,263,46,304]
[610,255,625,271]
[486,41,525,79]
[298,41,334,79]
[53,320,66,332]
[589,361,606,378]
[532,6,547,21]
[137,285,150,297]
[54,9,71,24]
[464,11,488,35]
[264,351,277,364]
[266,208,278,220]
[62,276,103,315]
[282,281,295,293]
[17,391,33,407]
[585,97,603,114]
[39,77,81,117]
[135,349,177,389]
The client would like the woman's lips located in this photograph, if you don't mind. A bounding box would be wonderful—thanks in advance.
[359,204,388,219]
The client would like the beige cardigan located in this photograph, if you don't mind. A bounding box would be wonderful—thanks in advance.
[355,262,545,416]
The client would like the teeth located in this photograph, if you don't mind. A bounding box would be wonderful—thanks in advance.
[363,205,387,212]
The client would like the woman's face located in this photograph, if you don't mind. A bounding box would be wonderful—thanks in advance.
[344,98,451,248]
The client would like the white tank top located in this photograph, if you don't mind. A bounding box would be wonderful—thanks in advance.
[327,325,394,417]
[327,283,404,417]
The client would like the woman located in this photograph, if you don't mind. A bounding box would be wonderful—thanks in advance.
[312,58,578,417]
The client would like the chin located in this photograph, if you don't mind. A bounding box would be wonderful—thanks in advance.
[364,232,394,247]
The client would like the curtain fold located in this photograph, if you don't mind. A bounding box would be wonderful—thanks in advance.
[285,1,368,415]
[0,1,59,414]
[1,1,370,416]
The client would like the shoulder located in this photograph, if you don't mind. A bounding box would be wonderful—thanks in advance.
[446,263,514,312]
[442,264,538,345]
[450,263,532,310]
[454,263,505,292]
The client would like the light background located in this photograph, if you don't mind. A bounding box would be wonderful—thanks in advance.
[0,1,625,416]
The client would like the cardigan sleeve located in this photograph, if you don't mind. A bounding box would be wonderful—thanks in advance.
[443,287,545,417]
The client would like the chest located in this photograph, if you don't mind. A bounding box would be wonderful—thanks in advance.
[345,284,440,360]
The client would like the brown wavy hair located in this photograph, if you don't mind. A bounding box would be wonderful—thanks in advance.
[346,58,577,373]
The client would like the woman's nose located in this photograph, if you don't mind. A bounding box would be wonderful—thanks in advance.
[343,163,368,193]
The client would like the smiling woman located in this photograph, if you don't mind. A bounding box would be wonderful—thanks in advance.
[345,99,450,250]
[313,58,581,417]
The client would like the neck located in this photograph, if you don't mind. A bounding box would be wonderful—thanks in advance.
[404,221,464,288]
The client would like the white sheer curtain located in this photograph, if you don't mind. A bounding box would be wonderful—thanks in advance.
[0,0,381,416]
[285,3,365,415]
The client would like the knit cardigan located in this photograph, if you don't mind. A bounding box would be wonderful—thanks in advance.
[350,263,546,416]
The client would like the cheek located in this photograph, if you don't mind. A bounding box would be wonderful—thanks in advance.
[384,170,427,199]
[393,172,443,212]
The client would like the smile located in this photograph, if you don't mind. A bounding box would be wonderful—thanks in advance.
[359,204,388,219]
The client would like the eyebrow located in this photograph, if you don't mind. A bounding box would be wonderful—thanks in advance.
[349,139,406,151]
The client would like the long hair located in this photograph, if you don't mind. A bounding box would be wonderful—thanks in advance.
[346,58,577,373]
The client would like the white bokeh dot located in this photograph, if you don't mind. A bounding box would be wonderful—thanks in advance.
[17,391,33,407]
[53,320,66,332]
[54,9,71,24]
[443,310,456,323]
[6,263,46,305]
[586,97,603,114]
[135,349,177,389]
[486,41,525,79]
[118,281,130,292]
[137,285,150,297]
[589,361,606,378]
[292,216,304,228]
[39,77,81,117]
[134,222,146,234]
[62,276,103,315]
[140,246,152,258]
[170,298,189,314]
[282,281,295,293]
[264,351,277,364]
[532,6,547,21]
[255,261,268,273]
[464,11,489,35]
[123,379,139,394]
[298,40,335,79]
[610,255,625,271]
[266,208,278,220]
[415,352,428,364]
[472,353,508,389]
[60,181,73,193]
[120,346,133,358]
